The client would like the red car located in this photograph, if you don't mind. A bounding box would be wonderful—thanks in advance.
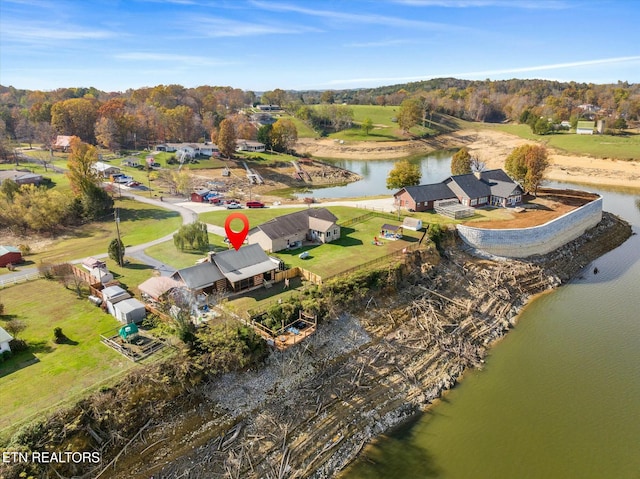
[246,201,265,208]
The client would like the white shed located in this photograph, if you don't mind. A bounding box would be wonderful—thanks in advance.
[91,267,114,284]
[102,285,131,317]
[113,298,147,324]
[403,217,423,231]
[0,326,13,353]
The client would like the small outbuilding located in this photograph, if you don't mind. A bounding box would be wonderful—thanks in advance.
[102,285,132,317]
[0,326,13,353]
[402,217,423,231]
[380,224,403,240]
[0,246,23,267]
[113,298,147,324]
[119,323,139,342]
[191,189,210,203]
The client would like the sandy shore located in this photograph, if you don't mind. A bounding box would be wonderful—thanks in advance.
[295,129,640,190]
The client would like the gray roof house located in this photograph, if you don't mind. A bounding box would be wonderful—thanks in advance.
[211,244,277,291]
[170,244,278,295]
[171,262,225,292]
[394,169,523,211]
[248,208,340,253]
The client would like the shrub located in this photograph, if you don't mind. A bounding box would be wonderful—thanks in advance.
[2,349,12,360]
[53,327,65,344]
[18,244,32,256]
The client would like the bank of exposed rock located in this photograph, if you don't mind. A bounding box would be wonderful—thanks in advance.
[106,212,631,479]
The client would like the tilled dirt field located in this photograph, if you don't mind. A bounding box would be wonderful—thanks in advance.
[103,212,631,479]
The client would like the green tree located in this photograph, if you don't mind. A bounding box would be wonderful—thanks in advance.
[173,221,208,252]
[81,182,114,220]
[108,238,125,267]
[451,147,472,175]
[217,119,237,158]
[505,144,549,196]
[397,98,422,132]
[531,117,552,135]
[613,118,627,133]
[257,124,273,150]
[320,90,335,104]
[361,117,374,136]
[386,160,421,190]
[271,118,298,153]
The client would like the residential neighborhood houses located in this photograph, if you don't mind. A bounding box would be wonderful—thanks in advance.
[394,169,523,212]
[248,208,340,253]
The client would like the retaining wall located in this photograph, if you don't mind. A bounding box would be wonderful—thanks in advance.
[456,196,603,258]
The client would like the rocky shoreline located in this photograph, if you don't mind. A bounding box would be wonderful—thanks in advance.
[109,212,631,479]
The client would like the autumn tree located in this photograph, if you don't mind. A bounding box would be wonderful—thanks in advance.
[51,98,99,143]
[505,144,549,196]
[361,118,374,136]
[397,98,422,132]
[271,119,298,153]
[451,147,472,175]
[217,119,237,158]
[386,160,421,190]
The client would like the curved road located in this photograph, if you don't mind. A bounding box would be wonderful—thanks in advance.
[1,191,396,285]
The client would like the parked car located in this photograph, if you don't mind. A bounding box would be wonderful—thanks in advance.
[246,201,265,208]
[298,251,310,259]
[126,181,141,187]
[209,196,224,204]
[113,175,133,184]
[225,202,242,209]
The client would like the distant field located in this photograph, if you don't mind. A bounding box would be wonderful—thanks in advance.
[0,280,136,436]
[464,121,640,160]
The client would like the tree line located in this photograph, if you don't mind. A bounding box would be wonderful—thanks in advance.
[1,78,636,159]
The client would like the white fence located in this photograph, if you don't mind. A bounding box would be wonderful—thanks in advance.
[0,272,41,289]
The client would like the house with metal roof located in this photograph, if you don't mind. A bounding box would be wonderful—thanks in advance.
[394,169,522,212]
[0,326,13,353]
[210,244,277,291]
[0,170,43,187]
[576,120,595,135]
[170,244,278,295]
[248,208,340,253]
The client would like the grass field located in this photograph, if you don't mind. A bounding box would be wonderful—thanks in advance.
[459,121,640,160]
[143,233,228,270]
[0,280,137,436]
[11,197,182,268]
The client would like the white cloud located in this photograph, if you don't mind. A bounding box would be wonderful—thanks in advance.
[1,22,116,43]
[188,16,321,37]
[327,56,640,86]
[391,0,570,9]
[115,52,232,66]
[249,1,469,31]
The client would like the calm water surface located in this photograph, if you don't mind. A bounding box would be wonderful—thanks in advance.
[295,150,454,199]
[335,176,640,478]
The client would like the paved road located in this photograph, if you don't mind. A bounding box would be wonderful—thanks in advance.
[0,193,397,285]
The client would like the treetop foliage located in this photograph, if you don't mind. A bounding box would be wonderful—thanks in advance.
[386,159,422,190]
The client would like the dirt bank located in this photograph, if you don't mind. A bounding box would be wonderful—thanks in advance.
[104,213,631,479]
[295,129,640,190]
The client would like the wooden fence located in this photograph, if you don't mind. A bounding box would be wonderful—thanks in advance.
[339,210,401,228]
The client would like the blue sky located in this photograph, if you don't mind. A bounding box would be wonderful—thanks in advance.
[1,0,639,92]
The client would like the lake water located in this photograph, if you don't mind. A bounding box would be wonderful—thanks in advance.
[325,159,640,479]
[295,150,455,199]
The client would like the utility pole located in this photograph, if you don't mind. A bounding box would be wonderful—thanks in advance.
[114,208,124,267]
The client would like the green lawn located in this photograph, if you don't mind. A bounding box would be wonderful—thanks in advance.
[0,280,137,436]
[199,206,373,232]
[143,234,228,270]
[21,197,182,267]
[462,121,640,160]
[272,217,423,278]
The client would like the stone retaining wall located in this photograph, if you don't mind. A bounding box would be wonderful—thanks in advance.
[456,196,603,258]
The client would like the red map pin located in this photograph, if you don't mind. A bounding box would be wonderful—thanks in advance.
[224,212,250,251]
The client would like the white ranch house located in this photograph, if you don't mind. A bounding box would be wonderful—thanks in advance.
[155,143,220,158]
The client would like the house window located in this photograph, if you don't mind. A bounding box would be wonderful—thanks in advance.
[326,231,331,238]
[334,229,338,236]
[471,199,478,206]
